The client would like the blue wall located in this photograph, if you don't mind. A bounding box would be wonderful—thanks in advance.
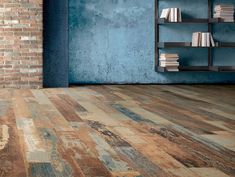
[44,0,68,87]
[69,0,235,84]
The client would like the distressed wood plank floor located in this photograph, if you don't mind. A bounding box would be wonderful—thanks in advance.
[0,85,235,177]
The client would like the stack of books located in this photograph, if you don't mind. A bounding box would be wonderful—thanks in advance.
[192,32,215,47]
[160,54,179,71]
[160,8,182,22]
[214,4,234,22]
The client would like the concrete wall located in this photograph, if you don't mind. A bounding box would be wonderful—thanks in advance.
[69,0,235,84]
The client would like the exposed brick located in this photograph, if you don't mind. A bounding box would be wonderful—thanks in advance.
[0,0,43,88]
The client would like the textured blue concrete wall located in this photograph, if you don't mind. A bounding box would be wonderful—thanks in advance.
[69,0,235,84]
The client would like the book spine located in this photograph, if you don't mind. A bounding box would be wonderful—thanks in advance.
[207,33,210,47]
[192,33,197,47]
[160,8,170,19]
[174,8,177,22]
[170,8,174,22]
[160,9,165,19]
[198,33,202,46]
[192,32,201,47]
[178,8,182,22]
[210,34,215,47]
[201,33,207,47]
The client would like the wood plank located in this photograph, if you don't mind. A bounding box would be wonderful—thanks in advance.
[48,95,83,122]
[1,94,27,177]
[190,167,230,177]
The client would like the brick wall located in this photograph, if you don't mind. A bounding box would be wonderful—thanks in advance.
[0,0,43,88]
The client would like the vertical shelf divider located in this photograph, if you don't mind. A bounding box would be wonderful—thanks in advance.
[208,0,213,67]
[155,0,159,70]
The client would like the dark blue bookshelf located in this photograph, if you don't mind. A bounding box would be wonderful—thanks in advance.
[155,0,235,72]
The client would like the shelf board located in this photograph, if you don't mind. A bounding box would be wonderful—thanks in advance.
[158,18,208,24]
[218,66,235,72]
[179,66,217,72]
[218,42,235,48]
[157,66,212,72]
[156,66,235,72]
[158,42,192,48]
[209,18,235,24]
[157,18,235,24]
[157,42,235,48]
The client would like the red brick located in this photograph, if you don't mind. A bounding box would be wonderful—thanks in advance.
[0,0,42,88]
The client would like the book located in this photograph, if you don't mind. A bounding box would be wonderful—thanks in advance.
[170,8,174,22]
[214,4,234,22]
[206,33,210,47]
[178,8,182,22]
[214,12,234,15]
[160,54,178,57]
[161,7,182,22]
[214,5,234,9]
[160,53,178,56]
[214,7,234,10]
[192,32,215,47]
[160,53,180,69]
[192,32,200,47]
[160,64,179,67]
[201,33,207,47]
[192,32,203,47]
[160,64,179,68]
[166,68,179,72]
[160,8,170,19]
[164,66,179,71]
[160,58,179,61]
[210,34,215,47]
[165,66,179,68]
[160,61,179,64]
[174,8,178,22]
[215,5,234,9]
[160,53,178,57]
[198,32,202,46]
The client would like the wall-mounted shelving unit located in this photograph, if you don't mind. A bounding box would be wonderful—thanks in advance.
[155,0,235,72]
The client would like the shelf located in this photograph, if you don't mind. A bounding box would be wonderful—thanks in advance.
[156,66,235,72]
[157,66,212,72]
[218,42,235,48]
[158,42,191,48]
[158,18,208,24]
[179,66,217,72]
[155,0,235,72]
[218,66,235,72]
[157,18,235,24]
[157,42,235,48]
[209,18,235,24]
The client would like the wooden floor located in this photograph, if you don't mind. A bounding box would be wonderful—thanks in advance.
[0,85,235,177]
